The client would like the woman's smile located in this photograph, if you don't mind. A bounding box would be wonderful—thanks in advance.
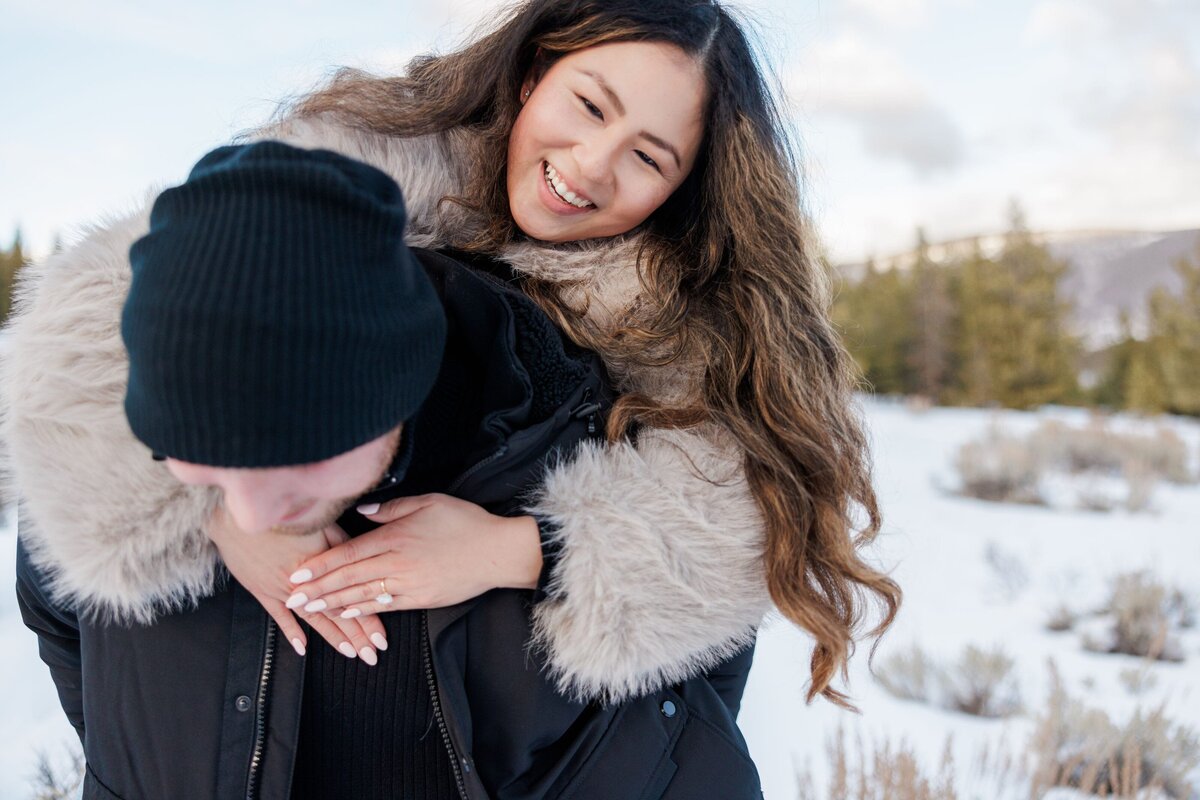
[539,161,596,214]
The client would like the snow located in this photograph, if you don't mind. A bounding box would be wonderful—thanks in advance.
[740,399,1200,799]
[2,398,1198,799]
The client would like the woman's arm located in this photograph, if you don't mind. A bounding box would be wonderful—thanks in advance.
[527,424,772,704]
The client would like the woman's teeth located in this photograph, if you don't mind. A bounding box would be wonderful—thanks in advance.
[544,163,594,209]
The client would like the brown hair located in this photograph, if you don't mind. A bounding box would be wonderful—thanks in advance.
[290,0,899,709]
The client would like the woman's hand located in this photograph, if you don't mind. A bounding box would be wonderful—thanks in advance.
[206,506,389,664]
[285,494,543,618]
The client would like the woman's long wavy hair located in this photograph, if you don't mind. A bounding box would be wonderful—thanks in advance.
[291,0,900,708]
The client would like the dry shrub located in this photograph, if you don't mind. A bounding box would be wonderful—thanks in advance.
[797,728,960,800]
[954,417,1196,511]
[947,645,1023,718]
[1083,571,1189,662]
[1118,666,1160,696]
[985,541,1030,601]
[29,747,83,800]
[875,642,938,704]
[1033,419,1193,485]
[1029,663,1200,799]
[1046,602,1077,633]
[955,425,1044,504]
[875,642,1022,718]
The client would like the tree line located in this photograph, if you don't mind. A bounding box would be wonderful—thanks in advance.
[831,211,1200,416]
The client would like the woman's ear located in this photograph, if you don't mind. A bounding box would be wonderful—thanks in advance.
[519,74,536,104]
[520,47,551,105]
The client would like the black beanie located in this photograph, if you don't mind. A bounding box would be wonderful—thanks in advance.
[123,141,447,468]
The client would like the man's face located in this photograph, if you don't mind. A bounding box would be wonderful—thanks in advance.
[164,426,402,536]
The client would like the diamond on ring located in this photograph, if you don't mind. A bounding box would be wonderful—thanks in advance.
[377,579,393,605]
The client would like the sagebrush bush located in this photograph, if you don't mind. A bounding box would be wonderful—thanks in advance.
[875,642,1022,718]
[1045,602,1077,632]
[954,417,1196,510]
[985,541,1030,600]
[797,729,960,800]
[955,425,1044,504]
[1083,571,1190,662]
[947,645,1023,718]
[1029,664,1200,799]
[1033,419,1193,484]
[29,747,83,800]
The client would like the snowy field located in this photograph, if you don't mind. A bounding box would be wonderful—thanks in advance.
[2,398,1198,799]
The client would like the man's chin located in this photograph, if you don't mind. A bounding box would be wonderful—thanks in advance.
[270,497,356,537]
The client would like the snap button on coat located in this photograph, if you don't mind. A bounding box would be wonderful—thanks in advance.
[660,700,676,718]
[235,695,253,712]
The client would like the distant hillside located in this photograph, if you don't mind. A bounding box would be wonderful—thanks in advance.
[836,228,1200,348]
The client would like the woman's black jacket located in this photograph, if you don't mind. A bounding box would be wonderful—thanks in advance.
[16,250,763,800]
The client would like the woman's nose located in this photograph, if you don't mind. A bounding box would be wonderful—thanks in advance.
[572,134,617,186]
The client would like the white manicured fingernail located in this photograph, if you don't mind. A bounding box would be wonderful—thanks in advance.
[340,608,362,619]
[359,647,378,666]
[376,593,394,605]
[304,599,327,613]
[370,633,388,651]
[357,503,380,515]
[338,642,357,659]
[285,593,307,610]
[289,568,312,583]
[291,638,306,657]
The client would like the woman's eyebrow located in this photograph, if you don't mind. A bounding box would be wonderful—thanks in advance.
[578,69,682,169]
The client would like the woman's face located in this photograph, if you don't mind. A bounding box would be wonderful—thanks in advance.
[507,40,707,243]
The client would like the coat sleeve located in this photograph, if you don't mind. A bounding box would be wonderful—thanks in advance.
[525,424,773,704]
[15,530,86,741]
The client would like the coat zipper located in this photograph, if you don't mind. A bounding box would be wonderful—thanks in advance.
[447,445,509,495]
[422,611,468,800]
[570,388,602,435]
[245,618,277,800]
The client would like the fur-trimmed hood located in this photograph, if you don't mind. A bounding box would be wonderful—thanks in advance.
[1,115,771,702]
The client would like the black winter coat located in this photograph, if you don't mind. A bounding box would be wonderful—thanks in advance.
[17,250,763,800]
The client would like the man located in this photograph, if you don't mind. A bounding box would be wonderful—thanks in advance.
[12,143,761,799]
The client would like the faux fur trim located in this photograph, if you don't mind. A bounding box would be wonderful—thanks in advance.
[1,203,222,622]
[527,425,771,704]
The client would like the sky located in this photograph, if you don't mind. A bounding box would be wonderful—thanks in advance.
[2,0,1198,263]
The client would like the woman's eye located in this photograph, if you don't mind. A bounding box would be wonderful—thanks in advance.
[636,151,661,172]
[579,96,603,120]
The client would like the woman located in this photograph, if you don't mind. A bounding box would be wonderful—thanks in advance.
[9,0,897,725]
[266,0,901,709]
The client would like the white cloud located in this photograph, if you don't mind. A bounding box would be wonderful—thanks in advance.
[842,0,975,30]
[788,34,966,175]
[1021,0,1110,46]
[1022,0,1200,158]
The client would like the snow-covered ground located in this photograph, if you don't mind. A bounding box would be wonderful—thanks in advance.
[2,399,1198,799]
[741,400,1200,799]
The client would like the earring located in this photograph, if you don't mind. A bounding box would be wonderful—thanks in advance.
[523,89,531,100]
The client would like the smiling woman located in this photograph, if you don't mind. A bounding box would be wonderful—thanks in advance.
[507,40,707,241]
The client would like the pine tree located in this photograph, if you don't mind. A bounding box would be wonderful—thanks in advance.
[907,228,953,403]
[952,240,1002,406]
[988,205,1080,408]
[1092,311,1137,409]
[1,228,27,326]
[1144,244,1200,415]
